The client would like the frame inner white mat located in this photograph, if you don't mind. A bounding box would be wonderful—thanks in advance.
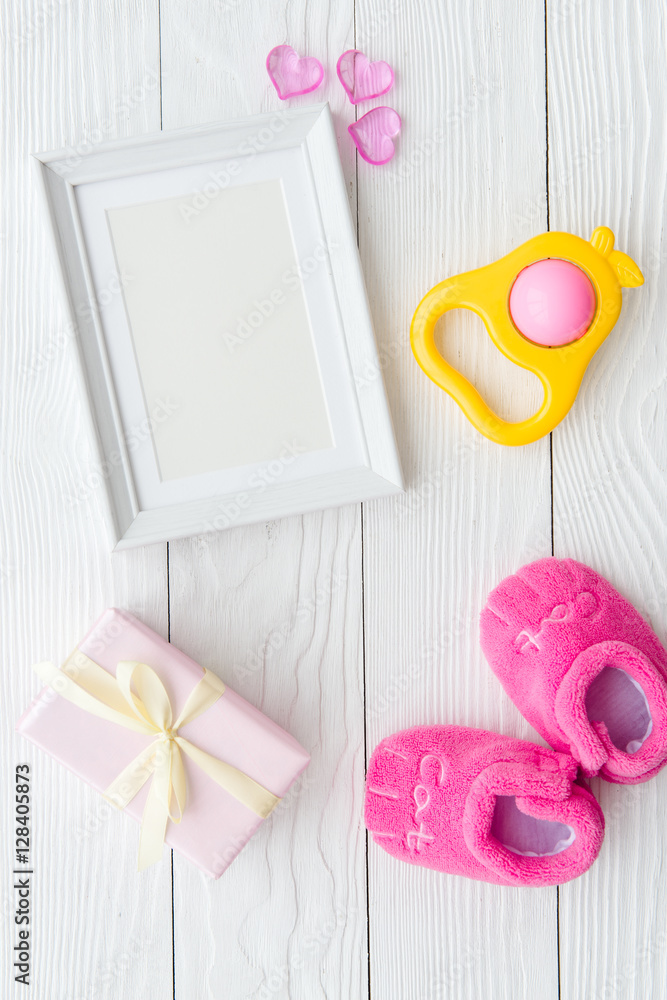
[106,177,333,482]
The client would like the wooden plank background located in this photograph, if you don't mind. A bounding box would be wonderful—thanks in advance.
[2,0,665,997]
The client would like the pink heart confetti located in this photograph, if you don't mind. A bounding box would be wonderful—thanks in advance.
[337,49,394,104]
[348,107,401,165]
[266,45,324,100]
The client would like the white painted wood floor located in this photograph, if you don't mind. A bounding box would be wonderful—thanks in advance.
[3,1,667,997]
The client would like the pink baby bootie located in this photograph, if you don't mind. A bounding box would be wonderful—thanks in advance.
[365,725,604,886]
[481,558,667,784]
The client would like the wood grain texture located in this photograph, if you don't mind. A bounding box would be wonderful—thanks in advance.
[547,2,667,998]
[358,1,558,997]
[159,2,367,998]
[168,513,365,1000]
[0,2,172,998]
[5,1,667,997]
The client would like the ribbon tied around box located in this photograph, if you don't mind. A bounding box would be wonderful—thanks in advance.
[34,654,280,870]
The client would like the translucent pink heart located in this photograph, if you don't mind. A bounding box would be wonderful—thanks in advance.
[348,106,401,165]
[336,49,394,104]
[266,45,324,100]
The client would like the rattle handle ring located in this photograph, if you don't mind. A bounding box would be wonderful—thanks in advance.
[410,275,572,447]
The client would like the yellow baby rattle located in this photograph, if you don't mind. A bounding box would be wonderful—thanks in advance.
[410,227,643,446]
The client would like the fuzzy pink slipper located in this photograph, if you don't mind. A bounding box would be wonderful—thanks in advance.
[365,726,604,886]
[481,558,667,784]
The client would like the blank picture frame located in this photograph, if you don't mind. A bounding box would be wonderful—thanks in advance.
[106,179,334,481]
[34,105,403,548]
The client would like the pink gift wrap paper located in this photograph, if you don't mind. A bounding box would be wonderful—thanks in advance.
[17,609,311,877]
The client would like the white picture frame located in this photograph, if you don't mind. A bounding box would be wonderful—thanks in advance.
[34,105,403,549]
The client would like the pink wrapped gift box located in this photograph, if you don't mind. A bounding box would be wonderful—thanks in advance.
[17,608,310,877]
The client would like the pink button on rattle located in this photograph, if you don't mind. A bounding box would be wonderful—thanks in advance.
[509,259,597,347]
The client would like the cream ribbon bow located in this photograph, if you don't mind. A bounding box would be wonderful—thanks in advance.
[34,653,279,870]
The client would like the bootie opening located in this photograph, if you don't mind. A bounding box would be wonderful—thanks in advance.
[491,795,575,857]
[585,665,652,754]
